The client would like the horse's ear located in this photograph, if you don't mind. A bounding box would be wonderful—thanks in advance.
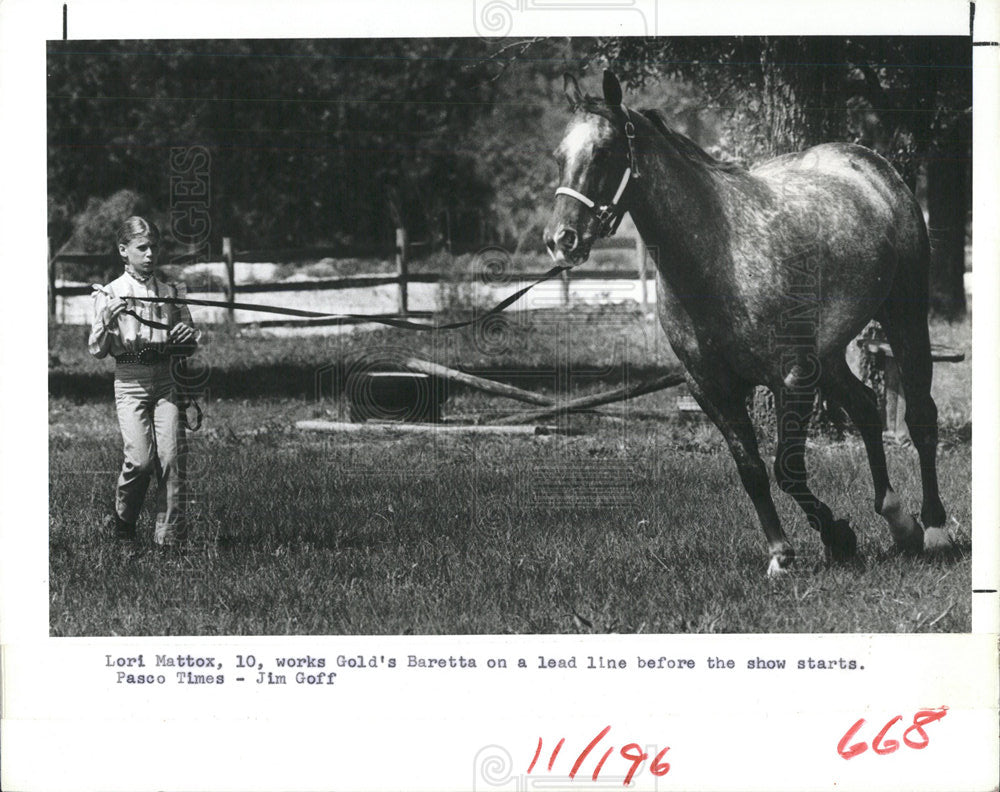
[563,73,583,108]
[603,69,623,108]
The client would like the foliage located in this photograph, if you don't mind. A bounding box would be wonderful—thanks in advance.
[65,189,153,254]
[47,196,74,253]
[596,37,971,173]
[48,39,502,250]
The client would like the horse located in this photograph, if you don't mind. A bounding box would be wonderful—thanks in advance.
[543,70,952,575]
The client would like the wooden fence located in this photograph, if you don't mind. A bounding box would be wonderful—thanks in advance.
[48,231,653,324]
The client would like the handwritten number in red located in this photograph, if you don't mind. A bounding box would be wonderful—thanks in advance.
[649,746,672,776]
[872,715,902,755]
[592,747,615,782]
[620,744,649,786]
[837,718,869,760]
[529,727,671,786]
[903,707,949,749]
[548,737,565,771]
[527,738,542,774]
[838,707,948,760]
[569,725,611,779]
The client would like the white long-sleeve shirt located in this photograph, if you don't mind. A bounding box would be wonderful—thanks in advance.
[88,270,197,359]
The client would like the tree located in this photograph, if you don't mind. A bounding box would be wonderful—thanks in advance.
[47,39,502,251]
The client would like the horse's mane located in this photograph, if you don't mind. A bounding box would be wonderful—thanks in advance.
[576,97,744,175]
[640,109,745,174]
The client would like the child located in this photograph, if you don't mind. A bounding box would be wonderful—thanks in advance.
[89,216,199,547]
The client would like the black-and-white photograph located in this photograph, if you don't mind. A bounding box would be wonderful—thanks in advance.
[46,33,974,636]
[3,2,997,790]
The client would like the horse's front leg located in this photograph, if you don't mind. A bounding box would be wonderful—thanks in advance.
[685,375,794,576]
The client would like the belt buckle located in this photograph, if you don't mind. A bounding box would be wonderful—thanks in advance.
[137,347,162,365]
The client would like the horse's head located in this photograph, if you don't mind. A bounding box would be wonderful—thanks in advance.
[544,70,638,265]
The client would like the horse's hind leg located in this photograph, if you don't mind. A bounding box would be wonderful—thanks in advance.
[819,358,924,553]
[772,385,857,561]
[877,297,950,551]
[685,375,794,576]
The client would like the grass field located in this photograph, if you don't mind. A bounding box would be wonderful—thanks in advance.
[48,307,972,636]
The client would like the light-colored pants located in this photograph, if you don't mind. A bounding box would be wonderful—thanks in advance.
[113,363,188,544]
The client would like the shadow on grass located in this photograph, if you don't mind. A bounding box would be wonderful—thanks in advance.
[49,362,671,401]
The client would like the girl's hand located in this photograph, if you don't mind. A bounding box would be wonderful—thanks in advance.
[102,297,127,325]
[169,322,197,344]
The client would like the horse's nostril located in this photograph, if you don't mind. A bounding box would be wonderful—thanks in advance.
[545,235,556,255]
[556,228,577,252]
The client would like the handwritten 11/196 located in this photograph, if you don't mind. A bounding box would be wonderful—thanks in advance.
[528,726,670,786]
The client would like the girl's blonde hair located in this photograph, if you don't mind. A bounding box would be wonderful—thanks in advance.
[115,216,161,261]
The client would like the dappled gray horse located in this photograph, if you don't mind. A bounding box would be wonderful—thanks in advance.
[544,71,951,575]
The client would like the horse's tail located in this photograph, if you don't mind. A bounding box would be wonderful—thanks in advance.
[876,194,946,529]
[876,187,932,381]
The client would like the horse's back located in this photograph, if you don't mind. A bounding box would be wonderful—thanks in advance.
[752,143,920,226]
[747,142,926,273]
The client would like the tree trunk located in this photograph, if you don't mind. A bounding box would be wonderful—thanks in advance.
[756,37,847,159]
[926,112,970,320]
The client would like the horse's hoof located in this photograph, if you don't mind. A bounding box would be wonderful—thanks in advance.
[766,557,788,577]
[822,518,857,562]
[890,514,924,555]
[922,527,955,554]
[766,551,794,578]
[880,494,923,554]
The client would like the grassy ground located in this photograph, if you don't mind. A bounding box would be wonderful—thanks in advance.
[49,303,678,399]
[48,308,972,636]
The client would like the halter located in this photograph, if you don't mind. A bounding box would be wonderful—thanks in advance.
[554,105,640,239]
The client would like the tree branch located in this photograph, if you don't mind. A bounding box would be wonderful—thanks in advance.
[467,37,546,82]
[854,62,894,113]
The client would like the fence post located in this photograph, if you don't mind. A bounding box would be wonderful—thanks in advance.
[48,237,56,321]
[222,236,235,324]
[636,237,648,311]
[396,227,409,315]
[560,270,570,307]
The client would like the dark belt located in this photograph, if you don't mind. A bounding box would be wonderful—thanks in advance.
[115,350,167,365]
[114,344,196,366]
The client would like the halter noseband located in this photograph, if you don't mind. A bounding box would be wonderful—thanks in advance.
[554,105,640,239]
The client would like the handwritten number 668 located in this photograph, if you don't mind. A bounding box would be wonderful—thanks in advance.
[838,707,949,759]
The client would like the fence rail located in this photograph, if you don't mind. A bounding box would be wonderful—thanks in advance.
[48,231,652,323]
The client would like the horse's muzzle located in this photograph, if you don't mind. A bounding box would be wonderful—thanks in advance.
[544,224,589,264]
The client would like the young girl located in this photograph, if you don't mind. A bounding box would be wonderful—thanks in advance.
[89,216,199,547]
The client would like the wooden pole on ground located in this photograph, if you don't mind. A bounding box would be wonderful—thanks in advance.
[296,420,566,436]
[396,227,409,315]
[402,357,554,406]
[495,370,686,425]
[222,236,235,324]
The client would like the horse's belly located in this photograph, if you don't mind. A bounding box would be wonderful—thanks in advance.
[657,273,883,389]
